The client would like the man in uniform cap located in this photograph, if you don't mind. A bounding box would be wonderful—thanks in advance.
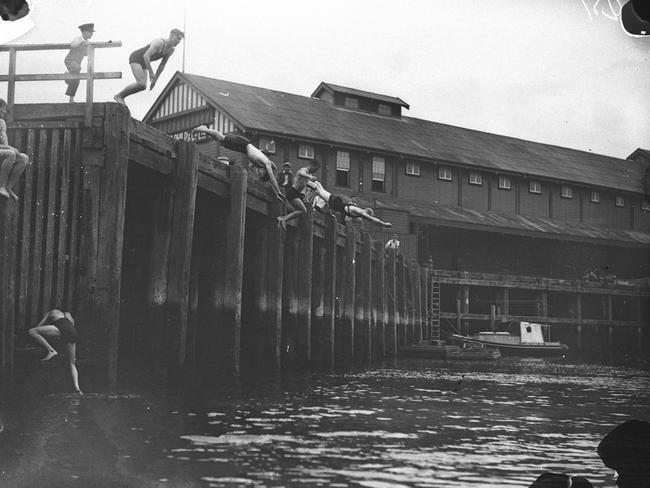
[114,28,184,106]
[64,23,95,103]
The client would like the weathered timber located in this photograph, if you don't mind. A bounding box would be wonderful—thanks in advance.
[296,208,314,364]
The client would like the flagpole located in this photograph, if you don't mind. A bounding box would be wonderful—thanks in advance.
[182,0,187,72]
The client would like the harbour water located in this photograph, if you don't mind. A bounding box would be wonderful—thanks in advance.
[1,358,649,487]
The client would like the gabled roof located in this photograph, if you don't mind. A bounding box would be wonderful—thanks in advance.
[152,72,645,194]
[311,82,410,109]
[627,148,650,162]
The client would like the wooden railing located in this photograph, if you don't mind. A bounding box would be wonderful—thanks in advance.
[0,42,122,125]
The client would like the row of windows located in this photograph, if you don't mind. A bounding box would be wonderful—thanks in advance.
[256,140,636,207]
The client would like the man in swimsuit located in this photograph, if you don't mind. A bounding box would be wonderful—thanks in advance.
[191,125,287,203]
[276,159,320,229]
[29,309,82,394]
[64,23,94,103]
[113,28,184,105]
[0,98,29,201]
[306,180,392,227]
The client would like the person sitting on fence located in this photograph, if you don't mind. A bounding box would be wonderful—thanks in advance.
[276,159,320,229]
[113,28,184,105]
[191,125,287,203]
[0,98,29,201]
[64,23,94,103]
[306,180,392,227]
[28,309,83,394]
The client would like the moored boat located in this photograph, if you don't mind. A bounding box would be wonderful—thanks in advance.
[451,321,568,357]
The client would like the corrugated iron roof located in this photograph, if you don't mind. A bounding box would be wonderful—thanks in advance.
[373,196,650,247]
[174,73,645,194]
[311,82,410,108]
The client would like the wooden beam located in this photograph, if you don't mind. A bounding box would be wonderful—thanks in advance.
[166,141,199,374]
[0,41,122,51]
[42,129,60,310]
[322,213,337,369]
[376,243,386,357]
[341,224,357,363]
[296,207,314,364]
[265,201,285,372]
[355,232,372,363]
[387,251,397,355]
[0,72,122,82]
[222,165,248,379]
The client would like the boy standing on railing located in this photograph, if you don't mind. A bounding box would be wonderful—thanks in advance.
[0,98,29,201]
[64,23,94,103]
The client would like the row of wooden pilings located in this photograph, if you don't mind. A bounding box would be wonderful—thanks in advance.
[0,103,434,392]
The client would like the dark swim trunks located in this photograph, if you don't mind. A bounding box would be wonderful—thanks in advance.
[129,40,169,68]
[222,133,251,154]
[54,317,77,343]
[285,186,305,203]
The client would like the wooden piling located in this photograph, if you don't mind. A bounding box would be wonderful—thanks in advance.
[321,213,337,369]
[0,188,19,382]
[264,202,285,372]
[166,141,198,373]
[296,208,314,364]
[413,262,422,342]
[387,251,397,355]
[222,164,247,379]
[376,243,386,358]
[311,242,325,368]
[340,224,357,364]
[355,232,372,363]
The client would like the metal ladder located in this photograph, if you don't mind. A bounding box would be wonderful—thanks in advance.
[429,278,441,342]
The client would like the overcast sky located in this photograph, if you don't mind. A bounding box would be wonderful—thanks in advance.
[1,0,648,159]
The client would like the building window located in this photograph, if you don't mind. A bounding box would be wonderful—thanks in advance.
[469,171,482,185]
[378,104,391,116]
[590,190,600,203]
[298,143,314,159]
[615,195,625,207]
[336,150,350,187]
[344,97,359,109]
[372,156,385,192]
[259,137,275,154]
[561,185,573,199]
[529,181,542,194]
[405,161,420,176]
[498,175,511,190]
[438,167,452,181]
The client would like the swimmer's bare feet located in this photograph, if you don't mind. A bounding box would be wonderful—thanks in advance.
[0,187,10,199]
[41,350,58,361]
[8,189,19,201]
[113,95,126,105]
[276,216,287,230]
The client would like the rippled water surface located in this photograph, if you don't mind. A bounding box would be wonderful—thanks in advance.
[1,359,649,487]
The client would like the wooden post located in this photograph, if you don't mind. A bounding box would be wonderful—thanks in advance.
[311,243,325,368]
[387,250,397,355]
[355,232,372,363]
[6,48,16,123]
[0,188,19,383]
[503,288,510,317]
[296,207,314,364]
[85,46,95,126]
[265,202,285,372]
[398,255,407,346]
[491,304,496,331]
[42,129,60,310]
[94,104,130,390]
[55,130,72,307]
[342,224,357,363]
[413,263,422,342]
[575,293,583,351]
[166,141,198,374]
[541,291,548,318]
[376,242,386,358]
[462,285,470,336]
[29,130,49,324]
[222,164,247,379]
[321,213,337,369]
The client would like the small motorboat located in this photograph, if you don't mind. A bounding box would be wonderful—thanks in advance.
[451,321,568,357]
[400,340,501,360]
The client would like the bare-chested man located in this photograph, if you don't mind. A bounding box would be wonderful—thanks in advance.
[114,28,184,105]
[276,159,320,229]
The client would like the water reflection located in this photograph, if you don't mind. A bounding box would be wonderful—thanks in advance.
[1,359,648,487]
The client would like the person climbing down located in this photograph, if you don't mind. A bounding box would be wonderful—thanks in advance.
[191,125,286,203]
[28,309,83,394]
[306,180,392,227]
